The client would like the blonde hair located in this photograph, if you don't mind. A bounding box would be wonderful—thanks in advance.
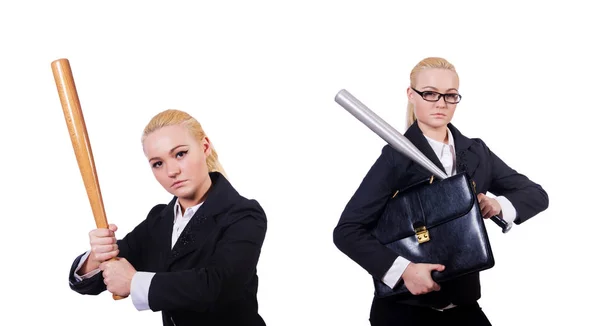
[406,57,459,129]
[141,109,227,178]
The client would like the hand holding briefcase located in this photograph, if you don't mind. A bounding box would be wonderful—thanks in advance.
[372,172,495,298]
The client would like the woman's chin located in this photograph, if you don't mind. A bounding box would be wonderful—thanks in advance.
[421,119,449,129]
[168,187,193,199]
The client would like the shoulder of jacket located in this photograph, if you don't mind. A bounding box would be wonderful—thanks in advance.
[226,196,267,225]
[146,203,168,220]
[381,144,412,169]
[469,137,492,152]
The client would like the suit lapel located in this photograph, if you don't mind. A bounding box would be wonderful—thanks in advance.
[448,123,480,179]
[168,210,217,267]
[165,172,231,269]
[154,200,176,271]
[404,122,447,177]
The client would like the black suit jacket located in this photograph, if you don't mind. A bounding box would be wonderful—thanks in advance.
[333,121,549,307]
[69,172,268,326]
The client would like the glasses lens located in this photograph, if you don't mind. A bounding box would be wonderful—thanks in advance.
[421,91,441,101]
[444,94,461,104]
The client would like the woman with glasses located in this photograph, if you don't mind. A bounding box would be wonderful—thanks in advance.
[333,57,549,325]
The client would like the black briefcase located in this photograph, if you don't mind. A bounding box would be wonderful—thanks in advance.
[372,172,495,297]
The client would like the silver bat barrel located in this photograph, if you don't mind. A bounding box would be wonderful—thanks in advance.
[334,89,512,233]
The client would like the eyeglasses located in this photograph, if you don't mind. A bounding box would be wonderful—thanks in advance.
[411,87,462,104]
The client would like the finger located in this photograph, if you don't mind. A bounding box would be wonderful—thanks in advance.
[90,237,117,247]
[425,264,444,271]
[492,204,501,216]
[91,236,117,246]
[90,228,115,239]
[92,228,114,236]
[108,224,118,232]
[478,196,488,206]
[95,250,119,262]
[480,206,489,218]
[484,206,494,218]
[432,282,441,291]
[479,201,489,213]
[477,194,484,203]
[92,244,118,254]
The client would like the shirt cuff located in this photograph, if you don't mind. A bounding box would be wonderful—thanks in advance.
[131,271,155,311]
[496,195,517,225]
[73,250,101,282]
[381,256,411,289]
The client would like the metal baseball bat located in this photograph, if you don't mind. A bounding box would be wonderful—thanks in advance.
[334,89,512,233]
[51,58,127,299]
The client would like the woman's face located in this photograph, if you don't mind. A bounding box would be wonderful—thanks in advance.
[143,124,211,205]
[407,68,460,130]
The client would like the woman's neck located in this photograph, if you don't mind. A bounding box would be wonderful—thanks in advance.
[178,178,212,212]
[418,121,449,144]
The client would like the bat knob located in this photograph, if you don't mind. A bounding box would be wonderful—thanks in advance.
[113,294,127,300]
[491,215,512,233]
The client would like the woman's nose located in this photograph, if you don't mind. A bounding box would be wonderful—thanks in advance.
[167,163,181,177]
[435,96,447,109]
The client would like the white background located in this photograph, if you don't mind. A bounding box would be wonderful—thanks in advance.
[1,1,598,325]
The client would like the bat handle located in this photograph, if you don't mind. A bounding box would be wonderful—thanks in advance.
[471,182,512,233]
[491,215,512,233]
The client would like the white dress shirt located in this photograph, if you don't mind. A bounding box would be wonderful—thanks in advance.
[380,128,517,309]
[73,199,203,311]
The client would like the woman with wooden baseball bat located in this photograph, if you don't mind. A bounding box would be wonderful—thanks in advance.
[68,109,268,326]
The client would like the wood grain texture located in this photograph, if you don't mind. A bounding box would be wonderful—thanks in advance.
[51,58,126,301]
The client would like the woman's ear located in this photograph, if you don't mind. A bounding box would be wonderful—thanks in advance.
[406,87,415,104]
[202,136,212,156]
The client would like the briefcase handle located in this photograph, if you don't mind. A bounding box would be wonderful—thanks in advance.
[391,174,512,233]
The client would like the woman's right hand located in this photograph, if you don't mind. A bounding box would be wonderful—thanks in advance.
[78,224,119,275]
[401,262,445,295]
[89,223,119,263]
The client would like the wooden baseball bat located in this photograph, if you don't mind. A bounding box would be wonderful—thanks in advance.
[51,58,125,301]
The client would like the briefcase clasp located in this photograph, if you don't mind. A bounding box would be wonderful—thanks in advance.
[415,226,430,244]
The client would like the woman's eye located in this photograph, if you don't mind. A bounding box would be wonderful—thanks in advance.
[152,161,162,168]
[422,92,439,99]
[176,150,188,158]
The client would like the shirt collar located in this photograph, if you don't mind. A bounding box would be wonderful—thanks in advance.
[423,127,455,156]
[173,199,204,222]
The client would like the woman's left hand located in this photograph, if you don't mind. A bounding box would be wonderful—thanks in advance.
[477,193,502,219]
[100,258,136,297]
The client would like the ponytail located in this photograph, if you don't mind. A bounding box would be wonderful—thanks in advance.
[206,143,227,179]
[405,102,417,130]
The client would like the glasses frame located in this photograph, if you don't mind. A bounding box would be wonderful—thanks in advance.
[411,87,462,104]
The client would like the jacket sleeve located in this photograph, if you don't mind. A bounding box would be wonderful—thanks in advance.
[483,141,549,224]
[68,252,107,295]
[68,205,161,295]
[147,211,267,312]
[333,145,406,280]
